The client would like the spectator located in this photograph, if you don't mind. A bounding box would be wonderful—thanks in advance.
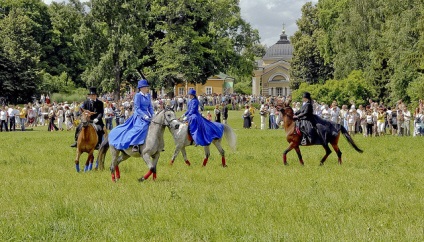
[221,102,228,124]
[403,106,411,136]
[214,104,221,123]
[243,105,251,129]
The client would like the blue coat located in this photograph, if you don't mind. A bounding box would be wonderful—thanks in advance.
[185,97,224,146]
[109,92,154,149]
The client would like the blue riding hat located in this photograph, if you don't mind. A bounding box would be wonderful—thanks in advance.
[137,79,149,89]
[188,89,196,96]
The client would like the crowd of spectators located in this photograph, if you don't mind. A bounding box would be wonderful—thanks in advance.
[1,92,423,137]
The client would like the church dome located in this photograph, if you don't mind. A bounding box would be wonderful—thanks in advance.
[263,29,293,61]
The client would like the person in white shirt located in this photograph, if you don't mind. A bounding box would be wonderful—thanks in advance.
[7,105,17,131]
[403,106,411,136]
[321,105,331,121]
[0,107,8,132]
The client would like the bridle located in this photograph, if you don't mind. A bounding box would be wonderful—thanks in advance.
[150,109,178,127]
[277,105,295,119]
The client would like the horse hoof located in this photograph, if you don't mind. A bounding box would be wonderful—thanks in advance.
[222,164,228,168]
[138,177,145,182]
[284,163,288,166]
[319,162,324,166]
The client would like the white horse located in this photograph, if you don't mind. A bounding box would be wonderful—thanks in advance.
[96,109,179,182]
[168,120,236,167]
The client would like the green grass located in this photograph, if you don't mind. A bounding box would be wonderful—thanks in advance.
[1,111,423,241]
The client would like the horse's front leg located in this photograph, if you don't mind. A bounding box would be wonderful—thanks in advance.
[283,143,296,166]
[138,152,158,182]
[181,147,191,166]
[202,146,211,167]
[294,146,304,165]
[170,144,183,165]
[84,150,95,172]
[75,151,82,172]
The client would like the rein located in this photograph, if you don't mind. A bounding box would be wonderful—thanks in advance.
[150,110,177,127]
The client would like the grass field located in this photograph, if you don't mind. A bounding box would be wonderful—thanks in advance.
[1,110,423,241]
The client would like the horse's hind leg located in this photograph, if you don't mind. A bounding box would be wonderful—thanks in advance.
[320,144,332,166]
[202,146,211,167]
[283,142,296,165]
[213,140,227,167]
[331,143,342,164]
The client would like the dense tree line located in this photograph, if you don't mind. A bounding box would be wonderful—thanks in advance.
[0,0,261,103]
[291,0,424,105]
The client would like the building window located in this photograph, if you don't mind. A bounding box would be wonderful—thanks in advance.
[178,87,185,96]
[205,87,212,95]
[276,88,283,96]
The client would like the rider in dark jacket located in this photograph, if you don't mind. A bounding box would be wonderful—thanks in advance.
[293,92,320,144]
[70,87,105,148]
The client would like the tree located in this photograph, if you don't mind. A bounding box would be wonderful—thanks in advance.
[290,2,333,90]
[149,0,260,89]
[0,6,42,103]
[76,0,150,100]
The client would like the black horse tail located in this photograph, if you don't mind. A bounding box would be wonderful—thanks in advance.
[340,126,363,153]
[96,136,110,170]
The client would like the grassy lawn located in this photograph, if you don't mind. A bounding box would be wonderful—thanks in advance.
[1,110,423,241]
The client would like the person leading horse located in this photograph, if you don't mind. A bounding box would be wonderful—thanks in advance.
[70,87,105,149]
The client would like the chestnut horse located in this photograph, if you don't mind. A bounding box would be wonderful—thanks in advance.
[75,109,98,172]
[277,102,363,165]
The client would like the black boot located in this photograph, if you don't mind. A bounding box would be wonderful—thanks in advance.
[70,142,77,147]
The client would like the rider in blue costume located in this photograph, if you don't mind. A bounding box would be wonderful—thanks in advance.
[108,79,154,152]
[183,89,224,146]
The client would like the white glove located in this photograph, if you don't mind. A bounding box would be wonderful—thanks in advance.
[93,118,98,124]
[183,116,187,121]
[180,114,185,119]
[143,115,151,121]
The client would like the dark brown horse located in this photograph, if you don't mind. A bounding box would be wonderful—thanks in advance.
[276,102,363,165]
[75,109,98,172]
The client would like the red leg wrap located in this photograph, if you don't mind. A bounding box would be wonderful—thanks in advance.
[143,170,153,180]
[203,158,208,166]
[115,165,120,179]
[185,160,191,166]
[221,157,226,167]
[153,173,157,180]
[111,173,116,182]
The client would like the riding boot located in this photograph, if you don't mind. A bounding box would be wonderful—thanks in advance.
[70,124,82,147]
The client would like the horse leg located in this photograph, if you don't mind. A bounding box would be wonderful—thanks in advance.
[181,147,191,166]
[283,143,296,165]
[138,153,156,182]
[213,140,227,167]
[293,146,304,165]
[320,144,332,166]
[75,151,81,172]
[331,143,343,164]
[202,146,211,167]
[112,152,130,181]
[109,147,120,182]
[84,150,94,172]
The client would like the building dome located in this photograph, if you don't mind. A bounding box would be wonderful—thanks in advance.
[263,29,293,61]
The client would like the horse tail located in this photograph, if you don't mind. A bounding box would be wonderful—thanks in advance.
[96,135,110,170]
[223,124,237,151]
[340,125,363,153]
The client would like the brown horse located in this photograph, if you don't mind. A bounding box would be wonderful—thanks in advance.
[75,109,98,172]
[277,102,363,165]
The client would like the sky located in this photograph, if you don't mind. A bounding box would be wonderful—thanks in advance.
[43,0,318,47]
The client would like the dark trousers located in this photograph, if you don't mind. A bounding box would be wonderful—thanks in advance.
[366,123,373,136]
[9,117,15,131]
[0,120,8,131]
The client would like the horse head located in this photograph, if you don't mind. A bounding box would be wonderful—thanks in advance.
[152,109,178,128]
[80,108,96,127]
